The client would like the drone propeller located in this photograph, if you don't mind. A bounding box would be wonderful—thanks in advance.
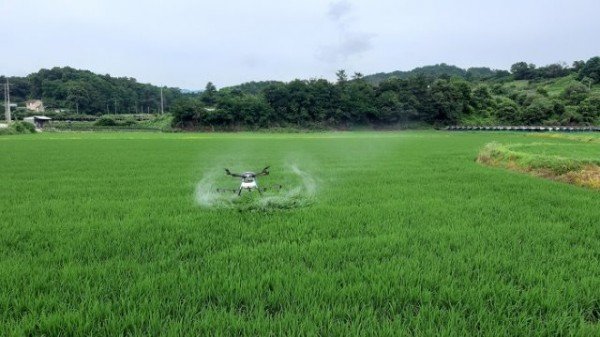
[224,168,242,177]
[257,166,270,176]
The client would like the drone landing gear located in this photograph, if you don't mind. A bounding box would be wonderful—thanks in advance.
[240,187,263,195]
[261,184,283,192]
[216,184,283,196]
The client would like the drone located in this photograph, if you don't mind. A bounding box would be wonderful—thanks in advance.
[217,166,282,196]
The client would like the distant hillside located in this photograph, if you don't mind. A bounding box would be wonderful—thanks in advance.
[1,67,184,114]
[3,57,599,129]
[363,63,507,85]
[171,56,599,129]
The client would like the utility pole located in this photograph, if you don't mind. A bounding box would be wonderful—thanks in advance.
[114,99,117,115]
[4,78,11,123]
[160,87,164,115]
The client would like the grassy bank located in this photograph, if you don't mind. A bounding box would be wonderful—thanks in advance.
[477,141,600,188]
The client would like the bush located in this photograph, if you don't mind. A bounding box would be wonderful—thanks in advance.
[577,94,600,125]
[170,97,206,128]
[0,127,16,135]
[13,121,36,133]
[493,98,521,124]
[119,119,137,127]
[0,122,36,136]
[577,57,600,84]
[521,98,553,124]
[561,83,589,105]
[95,117,118,126]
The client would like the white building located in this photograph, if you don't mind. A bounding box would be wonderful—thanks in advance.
[25,100,45,112]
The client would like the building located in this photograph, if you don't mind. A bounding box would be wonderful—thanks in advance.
[25,100,45,112]
[23,116,52,129]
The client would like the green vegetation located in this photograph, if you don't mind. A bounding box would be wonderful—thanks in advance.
[477,140,600,188]
[3,57,600,130]
[171,57,600,129]
[48,114,173,132]
[528,133,600,143]
[2,67,183,115]
[1,131,599,335]
[0,121,36,135]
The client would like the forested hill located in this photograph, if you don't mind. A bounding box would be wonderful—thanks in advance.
[1,67,183,114]
[3,57,600,128]
[362,64,507,85]
[171,57,600,129]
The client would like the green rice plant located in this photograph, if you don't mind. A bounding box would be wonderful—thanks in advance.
[0,131,599,336]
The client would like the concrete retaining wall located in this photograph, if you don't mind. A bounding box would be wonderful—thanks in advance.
[446,126,600,132]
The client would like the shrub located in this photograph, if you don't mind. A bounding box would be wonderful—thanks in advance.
[521,98,553,124]
[561,83,589,105]
[493,98,521,124]
[13,121,36,133]
[0,122,36,135]
[576,94,600,125]
[95,117,118,126]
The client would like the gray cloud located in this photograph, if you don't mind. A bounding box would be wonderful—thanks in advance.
[317,32,375,62]
[1,0,599,87]
[318,1,375,63]
[327,0,352,21]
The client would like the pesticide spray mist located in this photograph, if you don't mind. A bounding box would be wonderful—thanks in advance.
[194,163,318,211]
[194,169,236,208]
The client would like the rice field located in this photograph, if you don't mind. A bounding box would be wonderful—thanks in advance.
[1,131,599,336]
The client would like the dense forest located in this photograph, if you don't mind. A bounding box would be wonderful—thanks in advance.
[2,57,600,128]
[1,67,183,115]
[173,57,600,129]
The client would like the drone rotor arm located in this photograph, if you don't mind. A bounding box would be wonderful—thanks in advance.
[256,166,270,176]
[224,168,243,177]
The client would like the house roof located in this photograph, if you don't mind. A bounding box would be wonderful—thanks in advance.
[27,116,52,120]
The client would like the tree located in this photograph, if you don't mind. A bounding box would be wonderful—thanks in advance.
[577,57,600,83]
[521,98,553,124]
[466,67,496,80]
[561,83,589,105]
[170,97,205,128]
[572,60,585,72]
[536,64,569,79]
[336,70,348,85]
[493,98,521,124]
[201,82,217,106]
[472,85,493,111]
[428,79,471,124]
[352,72,364,80]
[510,62,536,80]
[66,85,89,114]
[576,94,600,124]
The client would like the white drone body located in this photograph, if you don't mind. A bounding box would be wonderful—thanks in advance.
[221,166,279,196]
[240,173,259,191]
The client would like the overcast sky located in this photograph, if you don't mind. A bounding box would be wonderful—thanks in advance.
[1,0,599,89]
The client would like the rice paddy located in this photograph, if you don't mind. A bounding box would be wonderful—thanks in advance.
[1,131,599,336]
